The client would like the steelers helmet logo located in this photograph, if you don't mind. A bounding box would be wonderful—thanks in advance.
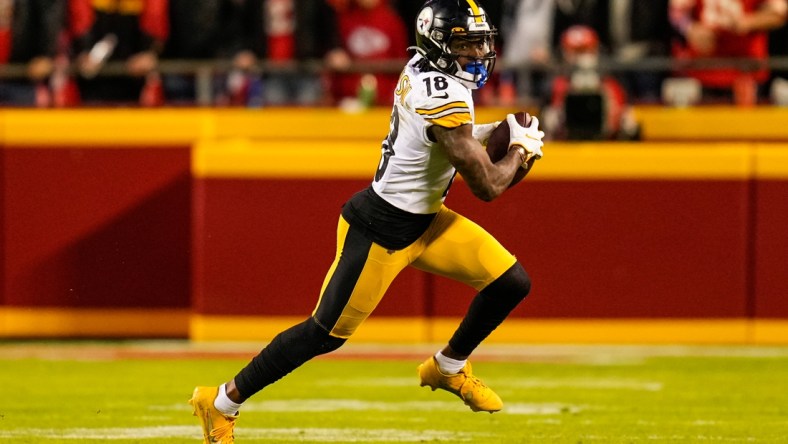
[417,7,434,37]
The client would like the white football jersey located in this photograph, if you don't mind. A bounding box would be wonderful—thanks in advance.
[371,54,475,214]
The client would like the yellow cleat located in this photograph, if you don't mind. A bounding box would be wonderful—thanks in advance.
[418,356,503,413]
[189,386,238,444]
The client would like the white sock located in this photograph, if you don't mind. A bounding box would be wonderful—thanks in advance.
[434,351,466,375]
[214,383,242,416]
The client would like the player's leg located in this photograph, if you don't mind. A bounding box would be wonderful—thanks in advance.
[411,206,531,412]
[231,216,411,399]
[442,262,530,358]
[413,206,530,355]
[191,215,411,441]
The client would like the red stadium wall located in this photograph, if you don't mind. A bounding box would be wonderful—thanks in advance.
[0,148,5,307]
[1,109,787,343]
[754,149,788,319]
[0,146,192,336]
[3,147,191,308]
[192,177,753,320]
[191,178,427,318]
[0,110,203,337]
[190,140,786,344]
[437,180,750,319]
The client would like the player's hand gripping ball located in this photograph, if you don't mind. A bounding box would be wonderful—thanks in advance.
[485,111,544,187]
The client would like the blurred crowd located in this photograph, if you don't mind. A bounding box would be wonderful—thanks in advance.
[1,0,787,122]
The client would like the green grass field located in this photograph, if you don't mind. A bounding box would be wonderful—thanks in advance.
[1,341,787,443]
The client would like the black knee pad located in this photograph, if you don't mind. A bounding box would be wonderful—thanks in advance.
[483,262,531,304]
[447,262,532,356]
[300,317,347,355]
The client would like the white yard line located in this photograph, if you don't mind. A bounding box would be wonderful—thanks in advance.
[0,427,768,442]
[313,376,664,391]
[154,398,583,416]
[0,426,485,442]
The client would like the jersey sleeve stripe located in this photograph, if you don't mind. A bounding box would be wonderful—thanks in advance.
[417,100,473,128]
[426,112,473,128]
[415,101,470,117]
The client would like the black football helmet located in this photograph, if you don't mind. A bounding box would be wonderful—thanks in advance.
[414,0,497,89]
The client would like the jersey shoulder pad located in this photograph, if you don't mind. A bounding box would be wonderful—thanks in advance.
[412,71,473,129]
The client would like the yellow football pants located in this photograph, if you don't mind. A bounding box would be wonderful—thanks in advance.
[312,206,518,338]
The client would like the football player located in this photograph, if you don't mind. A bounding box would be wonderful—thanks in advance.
[190,0,545,441]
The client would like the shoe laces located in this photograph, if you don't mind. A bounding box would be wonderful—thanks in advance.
[210,418,236,443]
[460,371,491,397]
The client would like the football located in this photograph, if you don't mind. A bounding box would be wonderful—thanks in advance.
[485,111,535,187]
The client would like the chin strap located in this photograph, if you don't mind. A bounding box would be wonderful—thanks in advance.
[412,48,490,89]
[464,61,489,88]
